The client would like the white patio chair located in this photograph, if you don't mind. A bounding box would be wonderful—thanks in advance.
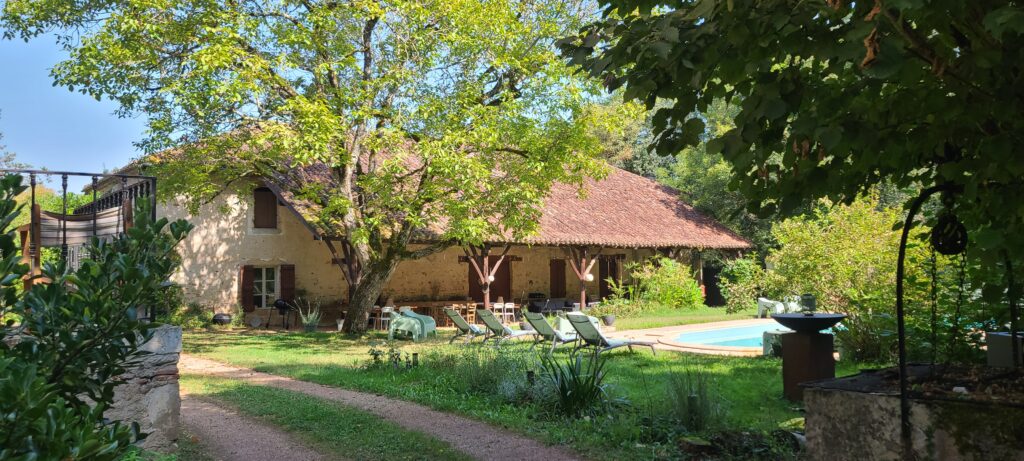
[379,306,395,330]
[497,302,515,324]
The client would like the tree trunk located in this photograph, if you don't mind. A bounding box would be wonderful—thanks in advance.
[343,260,399,334]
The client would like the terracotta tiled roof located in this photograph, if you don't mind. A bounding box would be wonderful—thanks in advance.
[103,150,750,250]
[266,162,748,250]
[524,168,750,249]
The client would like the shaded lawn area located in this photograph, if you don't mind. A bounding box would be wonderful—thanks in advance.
[183,330,863,460]
[613,305,757,331]
[181,375,471,461]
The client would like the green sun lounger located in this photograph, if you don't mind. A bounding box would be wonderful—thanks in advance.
[388,307,436,341]
[443,307,486,344]
[566,312,656,356]
[477,308,536,345]
[523,311,578,356]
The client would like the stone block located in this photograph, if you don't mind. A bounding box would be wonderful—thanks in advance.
[805,379,1024,460]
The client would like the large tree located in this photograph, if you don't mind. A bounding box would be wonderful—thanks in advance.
[562,0,1024,283]
[3,0,614,332]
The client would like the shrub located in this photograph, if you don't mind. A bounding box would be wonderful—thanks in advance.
[366,341,405,370]
[0,175,192,461]
[424,346,535,399]
[593,256,703,318]
[719,255,768,314]
[717,196,998,363]
[537,352,622,418]
[632,257,704,309]
[159,302,214,330]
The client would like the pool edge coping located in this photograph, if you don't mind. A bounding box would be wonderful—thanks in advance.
[608,318,777,357]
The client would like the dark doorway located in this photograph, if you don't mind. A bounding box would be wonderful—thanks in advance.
[702,263,726,306]
[598,257,621,300]
[549,259,566,298]
[468,256,512,302]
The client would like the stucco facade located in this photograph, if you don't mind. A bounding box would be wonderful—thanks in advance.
[156,184,677,314]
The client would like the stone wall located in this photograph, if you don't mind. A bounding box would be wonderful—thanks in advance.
[805,385,1024,461]
[106,325,182,452]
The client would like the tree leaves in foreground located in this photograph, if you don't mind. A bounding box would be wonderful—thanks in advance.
[563,0,1024,280]
[1,0,622,332]
[0,174,192,460]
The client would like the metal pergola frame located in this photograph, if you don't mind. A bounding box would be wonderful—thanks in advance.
[894,184,1021,457]
[1,168,157,262]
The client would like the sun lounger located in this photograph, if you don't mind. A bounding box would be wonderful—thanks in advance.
[523,311,578,355]
[477,308,536,345]
[443,307,485,344]
[566,312,655,356]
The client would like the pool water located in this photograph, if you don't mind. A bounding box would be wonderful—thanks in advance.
[674,324,791,348]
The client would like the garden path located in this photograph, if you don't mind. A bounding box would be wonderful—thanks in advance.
[181,393,333,461]
[179,354,586,461]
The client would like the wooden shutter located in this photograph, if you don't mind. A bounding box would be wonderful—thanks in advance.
[279,264,295,302]
[253,187,278,229]
[549,259,566,298]
[239,265,255,312]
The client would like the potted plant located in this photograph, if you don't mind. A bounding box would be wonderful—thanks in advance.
[295,297,323,333]
[588,305,616,327]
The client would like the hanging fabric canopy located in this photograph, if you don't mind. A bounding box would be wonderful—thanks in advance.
[38,207,126,247]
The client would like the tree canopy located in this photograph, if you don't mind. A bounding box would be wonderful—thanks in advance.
[562,0,1024,271]
[3,0,618,331]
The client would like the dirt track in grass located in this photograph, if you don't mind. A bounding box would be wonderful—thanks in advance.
[179,354,586,461]
[181,394,332,461]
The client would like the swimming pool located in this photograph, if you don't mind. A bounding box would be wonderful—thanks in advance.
[673,324,791,348]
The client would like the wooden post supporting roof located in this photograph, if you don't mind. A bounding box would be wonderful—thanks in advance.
[464,243,512,311]
[564,246,602,309]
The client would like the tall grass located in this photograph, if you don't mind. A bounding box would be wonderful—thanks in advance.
[666,364,721,432]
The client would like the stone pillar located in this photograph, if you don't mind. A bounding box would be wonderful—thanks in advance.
[106,325,182,452]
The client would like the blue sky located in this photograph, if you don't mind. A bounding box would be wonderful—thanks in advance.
[0,34,147,191]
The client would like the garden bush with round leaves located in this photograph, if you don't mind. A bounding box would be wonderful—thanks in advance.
[0,174,192,460]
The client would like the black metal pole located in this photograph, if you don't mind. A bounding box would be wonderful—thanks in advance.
[29,173,36,271]
[60,174,68,261]
[92,176,98,237]
[121,176,128,233]
[896,184,953,458]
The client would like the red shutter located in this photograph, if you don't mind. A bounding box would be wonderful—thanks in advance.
[280,264,295,302]
[239,265,255,312]
[253,188,278,229]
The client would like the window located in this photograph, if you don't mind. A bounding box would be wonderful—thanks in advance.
[253,266,278,308]
[253,187,278,229]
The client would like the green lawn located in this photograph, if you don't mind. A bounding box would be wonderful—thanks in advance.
[183,330,865,460]
[612,305,757,331]
[181,375,471,461]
